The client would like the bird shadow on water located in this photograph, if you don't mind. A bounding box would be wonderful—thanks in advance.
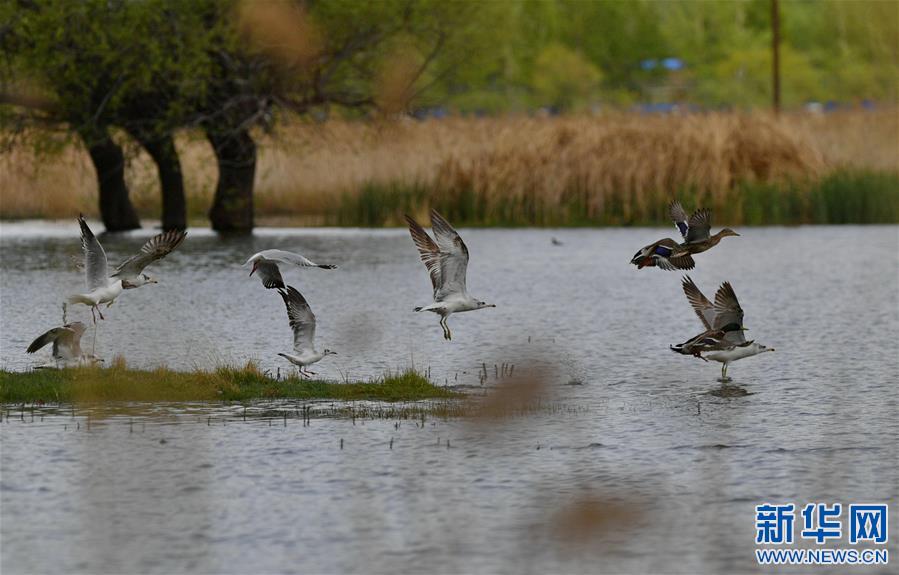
[703,381,753,398]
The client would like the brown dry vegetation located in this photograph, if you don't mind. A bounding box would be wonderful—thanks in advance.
[1,109,896,225]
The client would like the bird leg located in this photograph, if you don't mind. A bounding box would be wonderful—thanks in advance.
[305,370,317,376]
[97,306,105,320]
[719,363,732,384]
[440,317,452,341]
[91,306,97,325]
[62,303,67,324]
[106,300,114,309]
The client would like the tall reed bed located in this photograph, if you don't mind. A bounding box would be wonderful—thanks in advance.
[1,109,896,225]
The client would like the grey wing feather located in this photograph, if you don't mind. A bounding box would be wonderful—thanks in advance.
[27,326,79,360]
[681,275,715,330]
[714,281,746,344]
[657,253,695,271]
[255,249,337,270]
[685,209,712,243]
[255,261,285,289]
[278,286,316,353]
[78,215,108,290]
[428,210,469,300]
[405,215,443,298]
[27,327,68,353]
[113,230,187,280]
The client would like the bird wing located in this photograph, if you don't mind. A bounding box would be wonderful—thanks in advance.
[681,275,715,330]
[680,328,731,352]
[405,214,445,299]
[253,249,337,270]
[713,281,746,344]
[428,210,470,300]
[278,285,316,353]
[27,327,69,353]
[653,240,696,271]
[27,326,79,360]
[112,230,187,280]
[78,215,108,290]
[255,260,285,289]
[685,209,712,243]
[669,201,689,240]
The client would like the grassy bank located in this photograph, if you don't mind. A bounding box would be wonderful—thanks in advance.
[2,110,897,225]
[0,365,459,404]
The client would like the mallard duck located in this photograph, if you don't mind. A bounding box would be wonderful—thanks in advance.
[669,200,739,254]
[630,238,696,270]
[630,201,738,271]
[670,276,774,382]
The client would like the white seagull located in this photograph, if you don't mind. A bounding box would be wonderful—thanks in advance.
[675,275,774,382]
[276,285,336,377]
[66,216,186,322]
[245,249,337,289]
[405,210,495,341]
[26,321,102,367]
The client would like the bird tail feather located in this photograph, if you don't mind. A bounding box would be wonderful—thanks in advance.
[67,294,93,305]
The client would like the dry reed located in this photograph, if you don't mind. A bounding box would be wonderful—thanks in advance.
[1,109,895,225]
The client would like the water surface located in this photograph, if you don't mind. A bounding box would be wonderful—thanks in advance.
[1,223,897,573]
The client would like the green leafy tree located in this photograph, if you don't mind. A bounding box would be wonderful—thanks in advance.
[532,43,602,111]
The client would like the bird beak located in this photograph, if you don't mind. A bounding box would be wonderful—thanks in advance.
[768,348,775,352]
[249,263,256,277]
[488,304,496,308]
[733,232,741,236]
[741,327,749,331]
[151,279,159,284]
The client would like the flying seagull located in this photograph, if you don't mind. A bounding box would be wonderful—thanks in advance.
[66,215,186,322]
[245,249,337,289]
[405,209,495,341]
[631,201,738,271]
[26,321,102,367]
[670,276,773,382]
[276,285,336,377]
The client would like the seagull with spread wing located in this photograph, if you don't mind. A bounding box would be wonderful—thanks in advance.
[245,249,337,289]
[405,210,495,341]
[670,276,774,382]
[26,321,102,367]
[275,285,336,377]
[630,201,738,271]
[66,215,186,322]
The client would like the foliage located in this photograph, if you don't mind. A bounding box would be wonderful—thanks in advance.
[532,44,602,111]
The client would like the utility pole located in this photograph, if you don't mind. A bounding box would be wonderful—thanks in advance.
[771,0,781,114]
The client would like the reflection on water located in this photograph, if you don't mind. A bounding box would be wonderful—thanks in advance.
[1,223,898,573]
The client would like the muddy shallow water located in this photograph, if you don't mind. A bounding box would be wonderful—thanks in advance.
[1,223,897,573]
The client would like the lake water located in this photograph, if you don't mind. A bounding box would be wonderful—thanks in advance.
[1,222,897,573]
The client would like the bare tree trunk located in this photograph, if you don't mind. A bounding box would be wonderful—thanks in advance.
[80,127,141,232]
[129,129,187,231]
[206,128,256,233]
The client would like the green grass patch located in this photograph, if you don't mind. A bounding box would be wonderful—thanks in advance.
[328,169,899,227]
[0,365,459,404]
